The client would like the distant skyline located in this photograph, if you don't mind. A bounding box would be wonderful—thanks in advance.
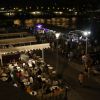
[0,0,99,9]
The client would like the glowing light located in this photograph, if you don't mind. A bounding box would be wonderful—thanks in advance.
[75,12,78,15]
[25,19,33,27]
[72,17,76,21]
[18,9,22,12]
[83,31,91,36]
[69,9,72,11]
[30,11,41,15]
[54,11,63,15]
[0,8,5,10]
[36,24,42,29]
[4,12,15,16]
[55,33,60,39]
[14,19,21,25]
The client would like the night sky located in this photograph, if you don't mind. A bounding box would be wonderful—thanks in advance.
[0,0,99,8]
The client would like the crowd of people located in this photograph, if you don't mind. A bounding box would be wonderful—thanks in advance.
[0,50,68,99]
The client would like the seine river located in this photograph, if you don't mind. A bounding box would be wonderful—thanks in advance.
[0,16,100,39]
[0,17,91,30]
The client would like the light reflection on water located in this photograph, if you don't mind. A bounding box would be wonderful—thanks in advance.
[14,17,77,29]
[0,16,92,32]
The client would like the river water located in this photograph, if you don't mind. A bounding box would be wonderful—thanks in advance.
[0,16,100,40]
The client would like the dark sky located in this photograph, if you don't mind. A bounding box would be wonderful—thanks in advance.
[0,0,99,8]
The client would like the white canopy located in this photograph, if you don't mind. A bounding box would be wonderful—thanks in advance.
[0,43,50,66]
[0,43,50,55]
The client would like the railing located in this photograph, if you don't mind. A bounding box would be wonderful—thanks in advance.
[0,36,36,45]
[0,32,31,39]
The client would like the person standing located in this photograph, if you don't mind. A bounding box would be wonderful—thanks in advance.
[78,72,85,86]
[63,86,69,100]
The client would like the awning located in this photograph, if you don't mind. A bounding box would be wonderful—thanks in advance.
[0,43,50,55]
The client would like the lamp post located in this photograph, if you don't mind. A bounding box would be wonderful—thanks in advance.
[83,31,91,55]
[42,48,44,61]
[55,33,60,72]
[36,24,44,61]
[41,30,45,62]
[0,54,3,66]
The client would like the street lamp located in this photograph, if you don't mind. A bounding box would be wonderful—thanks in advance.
[83,31,91,55]
[55,32,60,72]
[55,33,60,39]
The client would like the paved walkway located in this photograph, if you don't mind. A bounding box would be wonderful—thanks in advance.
[44,49,100,100]
[70,61,100,84]
[68,89,84,100]
[61,61,100,100]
